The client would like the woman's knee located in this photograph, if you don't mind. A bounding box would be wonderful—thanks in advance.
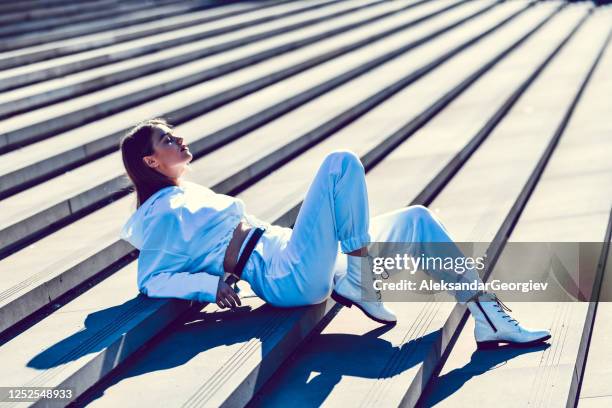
[406,205,437,224]
[323,149,364,175]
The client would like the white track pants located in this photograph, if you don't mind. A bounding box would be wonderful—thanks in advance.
[242,150,482,307]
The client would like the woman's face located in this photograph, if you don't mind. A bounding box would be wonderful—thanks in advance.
[142,124,193,179]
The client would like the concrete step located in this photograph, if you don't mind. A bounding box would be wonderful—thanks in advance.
[0,0,195,39]
[0,120,327,406]
[0,0,514,336]
[0,0,123,26]
[574,32,612,407]
[0,0,266,52]
[1,1,607,406]
[0,247,203,408]
[0,0,342,87]
[0,0,419,119]
[578,224,612,407]
[0,0,435,153]
[0,30,496,400]
[0,0,502,245]
[245,3,598,407]
[0,0,107,15]
[0,4,543,404]
[414,6,610,406]
[0,0,337,72]
[0,0,472,200]
[0,183,331,408]
[62,3,580,406]
[418,18,612,406]
[541,32,612,408]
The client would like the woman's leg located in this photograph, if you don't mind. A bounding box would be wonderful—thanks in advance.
[368,206,551,346]
[270,150,480,305]
[268,149,371,306]
[368,205,483,303]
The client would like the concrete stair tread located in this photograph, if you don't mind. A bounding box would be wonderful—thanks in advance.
[0,0,430,119]
[0,1,344,102]
[86,302,450,407]
[238,1,564,221]
[0,262,146,385]
[0,0,254,52]
[0,0,387,138]
[0,0,481,185]
[0,0,127,25]
[251,4,600,406]
[0,0,506,218]
[0,0,406,171]
[0,0,482,328]
[0,3,544,404]
[79,294,335,408]
[76,5,583,404]
[0,129,354,406]
[1,3,460,153]
[2,0,610,405]
[575,28,612,404]
[0,196,127,308]
[425,4,595,240]
[420,10,612,407]
[0,0,363,83]
[0,254,215,405]
[579,247,612,405]
[3,0,368,103]
[0,0,503,332]
[1,3,221,56]
[0,0,100,14]
[422,303,588,407]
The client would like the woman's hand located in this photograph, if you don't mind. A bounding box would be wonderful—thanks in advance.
[216,279,242,309]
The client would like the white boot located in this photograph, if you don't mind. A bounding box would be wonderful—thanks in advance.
[332,253,397,325]
[466,291,551,349]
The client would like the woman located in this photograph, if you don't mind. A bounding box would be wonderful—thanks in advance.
[119,119,550,349]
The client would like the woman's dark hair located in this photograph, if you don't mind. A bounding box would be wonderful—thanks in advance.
[120,118,179,209]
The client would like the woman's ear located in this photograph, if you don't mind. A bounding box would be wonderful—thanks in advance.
[142,155,158,169]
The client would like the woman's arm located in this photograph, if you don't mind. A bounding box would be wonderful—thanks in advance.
[137,248,220,304]
[133,211,241,307]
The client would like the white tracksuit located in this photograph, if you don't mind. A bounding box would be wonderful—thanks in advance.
[120,150,482,306]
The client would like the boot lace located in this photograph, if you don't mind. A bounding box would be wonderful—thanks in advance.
[365,254,383,301]
[490,293,518,326]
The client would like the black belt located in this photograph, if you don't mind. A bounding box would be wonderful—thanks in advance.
[224,226,265,288]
